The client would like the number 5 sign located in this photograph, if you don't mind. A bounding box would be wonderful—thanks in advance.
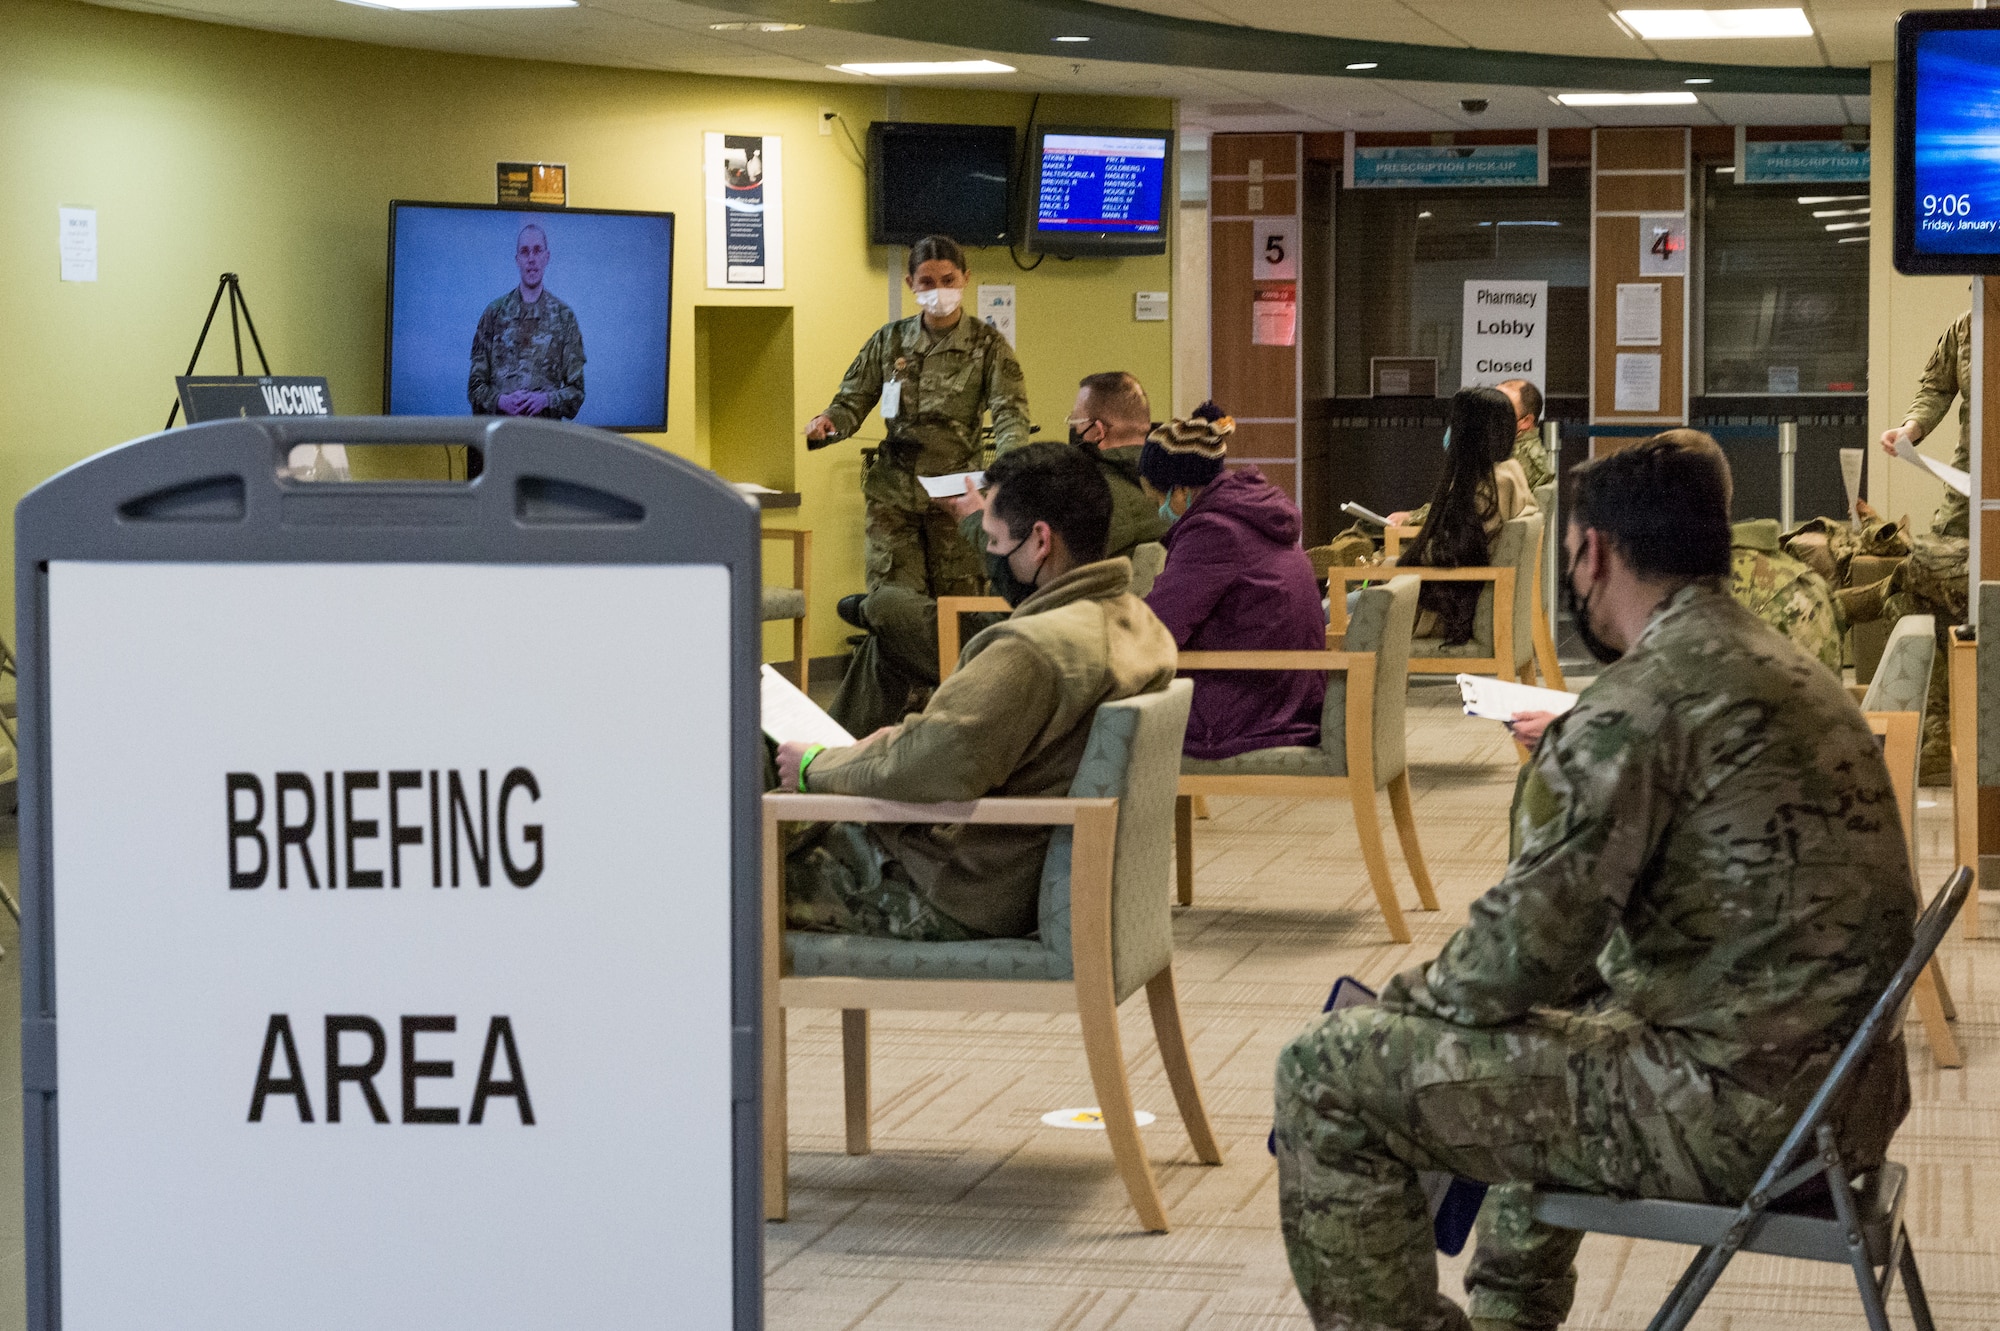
[1639,212,1689,277]
[1253,217,1299,282]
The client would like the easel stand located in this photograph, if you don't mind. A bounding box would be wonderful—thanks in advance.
[164,272,271,429]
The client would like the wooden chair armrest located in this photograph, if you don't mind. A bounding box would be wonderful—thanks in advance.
[1342,565,1508,583]
[937,595,1013,680]
[763,792,1117,826]
[1177,649,1360,673]
[1847,683,1870,704]
[1382,525,1421,559]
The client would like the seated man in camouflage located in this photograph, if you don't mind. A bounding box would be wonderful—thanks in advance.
[826,371,1172,738]
[1275,438,1916,1331]
[774,442,1176,940]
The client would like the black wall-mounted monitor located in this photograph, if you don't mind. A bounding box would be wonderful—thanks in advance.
[1895,8,2000,275]
[867,122,1014,247]
[1025,126,1173,257]
[385,201,675,430]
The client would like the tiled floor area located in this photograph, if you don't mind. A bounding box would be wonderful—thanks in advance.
[766,682,2000,1330]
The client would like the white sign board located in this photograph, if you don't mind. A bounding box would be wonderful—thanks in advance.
[1252,216,1299,281]
[1639,212,1688,277]
[48,560,734,1329]
[59,206,97,282]
[1460,280,1547,391]
[1614,283,1662,346]
[977,283,1017,347]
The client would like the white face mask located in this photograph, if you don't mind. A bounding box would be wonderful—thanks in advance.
[913,287,963,317]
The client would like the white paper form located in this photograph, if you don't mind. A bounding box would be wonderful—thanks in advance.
[1614,283,1661,346]
[760,663,856,747]
[1614,353,1661,414]
[1457,674,1578,722]
[59,207,97,282]
[1892,434,1971,497]
[920,470,985,500]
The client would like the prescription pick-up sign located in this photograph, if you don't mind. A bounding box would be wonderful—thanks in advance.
[1460,280,1548,394]
[18,418,761,1331]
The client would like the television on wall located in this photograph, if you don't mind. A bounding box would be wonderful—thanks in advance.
[1895,9,2000,275]
[384,201,675,431]
[867,122,1015,247]
[1025,126,1173,257]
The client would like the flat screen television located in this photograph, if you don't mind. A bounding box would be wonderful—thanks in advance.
[1026,127,1172,257]
[384,201,675,430]
[867,122,1014,247]
[1896,9,2000,275]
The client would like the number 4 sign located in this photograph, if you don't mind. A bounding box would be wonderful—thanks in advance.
[1639,212,1689,277]
[1253,217,1299,282]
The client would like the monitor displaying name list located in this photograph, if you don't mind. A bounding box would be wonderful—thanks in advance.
[1036,134,1167,234]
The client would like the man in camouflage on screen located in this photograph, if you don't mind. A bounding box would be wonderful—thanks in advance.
[1274,438,1915,1331]
[467,222,586,419]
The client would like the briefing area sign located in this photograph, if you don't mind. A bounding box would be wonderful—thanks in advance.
[15,417,761,1330]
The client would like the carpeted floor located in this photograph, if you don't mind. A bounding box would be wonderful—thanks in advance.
[767,682,2000,1330]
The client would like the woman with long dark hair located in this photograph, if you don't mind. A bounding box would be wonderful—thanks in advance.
[1398,386,1537,644]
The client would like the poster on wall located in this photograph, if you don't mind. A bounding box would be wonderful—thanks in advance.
[1252,286,1297,347]
[977,284,1017,347]
[1459,280,1546,390]
[705,132,784,290]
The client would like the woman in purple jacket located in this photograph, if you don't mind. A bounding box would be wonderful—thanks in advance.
[1140,406,1328,760]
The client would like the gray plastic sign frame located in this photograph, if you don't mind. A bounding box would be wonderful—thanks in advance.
[14,416,763,1329]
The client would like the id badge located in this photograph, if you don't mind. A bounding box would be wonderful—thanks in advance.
[881,379,903,420]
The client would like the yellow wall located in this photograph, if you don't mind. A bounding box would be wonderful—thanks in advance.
[1870,60,1973,530]
[0,0,1175,655]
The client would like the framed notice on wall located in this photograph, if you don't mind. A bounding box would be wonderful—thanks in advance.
[1252,285,1297,347]
[705,133,785,289]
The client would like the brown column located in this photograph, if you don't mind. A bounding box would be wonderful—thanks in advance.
[1589,128,1691,450]
[1209,133,1304,503]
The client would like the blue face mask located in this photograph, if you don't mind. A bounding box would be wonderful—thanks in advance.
[1159,497,1179,524]
[1441,426,1452,452]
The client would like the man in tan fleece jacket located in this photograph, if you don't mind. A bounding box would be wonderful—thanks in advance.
[776,441,1178,940]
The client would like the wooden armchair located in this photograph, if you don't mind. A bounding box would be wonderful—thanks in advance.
[760,527,812,690]
[763,680,1222,1233]
[1330,511,1548,686]
[1174,576,1436,942]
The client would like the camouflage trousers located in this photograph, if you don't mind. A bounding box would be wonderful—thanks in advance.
[863,458,985,597]
[783,821,977,941]
[829,585,1007,738]
[1841,535,1968,784]
[1274,1005,1791,1331]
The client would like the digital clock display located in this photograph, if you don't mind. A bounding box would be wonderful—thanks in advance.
[1911,29,2000,256]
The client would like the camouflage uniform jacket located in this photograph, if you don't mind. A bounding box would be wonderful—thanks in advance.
[1730,519,1841,671]
[1904,310,1972,538]
[823,313,1031,509]
[806,557,1176,937]
[1382,582,1915,1100]
[467,288,585,418]
[953,443,1170,565]
[1513,423,1554,491]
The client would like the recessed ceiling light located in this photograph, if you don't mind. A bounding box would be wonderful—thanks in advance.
[1837,235,1869,244]
[1824,220,1869,231]
[1346,62,1378,70]
[831,60,1015,76]
[1615,8,1812,40]
[1417,210,1433,219]
[1555,91,1700,106]
[1053,35,1091,42]
[1798,194,1867,205]
[708,21,804,31]
[1715,165,1736,173]
[1812,207,1869,218]
[1684,78,1714,84]
[337,0,575,8]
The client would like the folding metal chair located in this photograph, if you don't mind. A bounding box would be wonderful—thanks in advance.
[1530,866,1970,1331]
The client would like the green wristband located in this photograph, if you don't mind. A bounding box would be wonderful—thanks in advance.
[797,743,827,792]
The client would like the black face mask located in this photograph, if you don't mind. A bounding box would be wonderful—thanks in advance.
[1068,424,1096,450]
[985,541,1043,608]
[1562,547,1623,666]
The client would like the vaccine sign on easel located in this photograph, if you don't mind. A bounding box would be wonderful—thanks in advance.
[704,132,784,289]
[1461,280,1547,392]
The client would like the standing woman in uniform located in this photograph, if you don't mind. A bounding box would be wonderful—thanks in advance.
[806,235,1032,598]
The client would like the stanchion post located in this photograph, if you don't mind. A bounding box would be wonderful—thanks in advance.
[1778,421,1797,530]
[1544,420,1561,643]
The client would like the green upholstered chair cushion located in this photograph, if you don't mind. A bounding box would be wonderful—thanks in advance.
[1181,745,1341,778]
[1860,615,1935,722]
[760,586,807,622]
[784,679,1194,996]
[1409,513,1539,670]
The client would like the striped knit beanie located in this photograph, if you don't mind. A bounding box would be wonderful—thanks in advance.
[1140,408,1233,491]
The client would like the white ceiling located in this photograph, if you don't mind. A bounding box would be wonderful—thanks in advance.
[1093,0,1934,67]
[87,0,1888,131]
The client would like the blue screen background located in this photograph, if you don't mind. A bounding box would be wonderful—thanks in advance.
[388,206,673,427]
[1913,31,2000,256]
[1037,144,1166,234]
